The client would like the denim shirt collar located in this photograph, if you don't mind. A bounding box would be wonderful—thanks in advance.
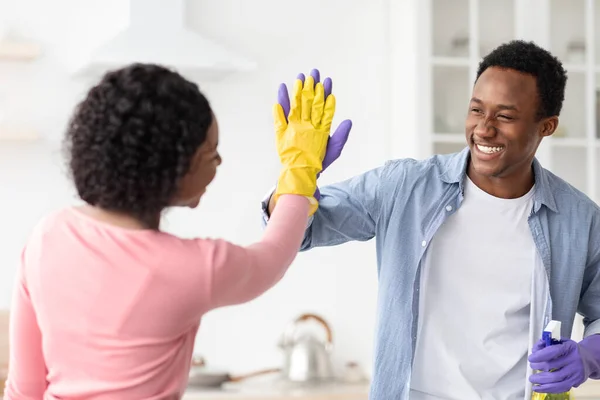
[439,147,558,213]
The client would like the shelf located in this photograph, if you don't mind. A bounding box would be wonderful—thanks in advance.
[432,133,466,143]
[431,0,469,58]
[432,66,470,133]
[550,0,586,63]
[431,56,470,67]
[433,141,466,155]
[548,137,589,147]
[0,40,41,61]
[479,0,515,57]
[563,63,586,73]
[550,145,588,193]
[0,126,40,142]
[559,70,586,138]
[433,135,599,147]
[596,147,600,204]
[434,135,595,148]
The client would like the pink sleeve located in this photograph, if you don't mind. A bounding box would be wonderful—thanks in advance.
[4,248,48,400]
[206,194,309,309]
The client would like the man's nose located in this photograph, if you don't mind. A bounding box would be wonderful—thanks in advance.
[474,118,495,137]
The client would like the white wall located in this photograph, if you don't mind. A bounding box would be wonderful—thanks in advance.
[0,0,420,377]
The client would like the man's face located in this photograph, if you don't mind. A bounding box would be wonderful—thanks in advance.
[465,67,556,180]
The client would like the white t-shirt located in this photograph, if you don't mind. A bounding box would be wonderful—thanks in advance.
[409,176,539,400]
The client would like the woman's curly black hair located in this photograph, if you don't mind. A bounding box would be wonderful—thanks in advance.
[476,40,567,119]
[64,63,213,225]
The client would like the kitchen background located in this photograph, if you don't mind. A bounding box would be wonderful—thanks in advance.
[2,0,600,398]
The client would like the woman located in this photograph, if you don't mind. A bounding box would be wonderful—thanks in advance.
[5,63,338,399]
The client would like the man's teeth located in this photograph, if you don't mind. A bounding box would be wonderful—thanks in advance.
[476,144,503,154]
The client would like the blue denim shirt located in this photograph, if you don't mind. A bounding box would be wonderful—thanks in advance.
[261,147,600,399]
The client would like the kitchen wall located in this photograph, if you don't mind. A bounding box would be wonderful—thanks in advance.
[0,0,421,376]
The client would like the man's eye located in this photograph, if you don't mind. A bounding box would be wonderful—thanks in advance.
[498,115,513,120]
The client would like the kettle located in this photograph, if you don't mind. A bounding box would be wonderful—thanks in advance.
[278,313,335,382]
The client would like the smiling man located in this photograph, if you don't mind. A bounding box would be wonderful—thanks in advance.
[262,41,600,399]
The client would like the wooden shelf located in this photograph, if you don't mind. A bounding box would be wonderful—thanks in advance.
[0,40,41,61]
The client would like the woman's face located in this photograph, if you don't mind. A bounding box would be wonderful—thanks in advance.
[173,114,221,208]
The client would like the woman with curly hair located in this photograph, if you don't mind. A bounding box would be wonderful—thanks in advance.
[4,63,341,399]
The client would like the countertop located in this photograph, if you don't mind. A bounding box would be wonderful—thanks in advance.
[183,380,369,400]
[0,380,598,399]
[572,379,600,398]
[183,379,600,400]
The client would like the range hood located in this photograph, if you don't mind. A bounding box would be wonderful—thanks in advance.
[70,0,256,80]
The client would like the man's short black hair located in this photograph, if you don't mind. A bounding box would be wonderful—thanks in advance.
[476,40,567,119]
[64,63,213,225]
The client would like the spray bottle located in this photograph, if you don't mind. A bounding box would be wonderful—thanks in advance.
[531,320,572,400]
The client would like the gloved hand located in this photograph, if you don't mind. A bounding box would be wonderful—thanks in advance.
[277,68,352,200]
[529,334,600,393]
[272,72,336,215]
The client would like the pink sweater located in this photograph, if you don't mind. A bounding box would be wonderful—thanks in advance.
[5,195,309,400]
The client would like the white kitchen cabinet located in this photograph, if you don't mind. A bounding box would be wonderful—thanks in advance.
[405,0,600,204]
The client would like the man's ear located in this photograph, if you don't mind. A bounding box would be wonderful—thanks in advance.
[540,116,559,138]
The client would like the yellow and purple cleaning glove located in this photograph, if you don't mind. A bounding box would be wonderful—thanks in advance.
[272,70,338,215]
[277,69,352,200]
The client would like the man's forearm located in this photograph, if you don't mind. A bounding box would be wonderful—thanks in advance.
[261,164,385,252]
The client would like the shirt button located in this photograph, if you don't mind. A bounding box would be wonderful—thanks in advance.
[446,205,453,212]
[421,240,427,247]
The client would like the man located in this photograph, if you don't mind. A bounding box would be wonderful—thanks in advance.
[262,40,600,399]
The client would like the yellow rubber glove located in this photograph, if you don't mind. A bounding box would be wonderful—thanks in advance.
[273,75,336,215]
